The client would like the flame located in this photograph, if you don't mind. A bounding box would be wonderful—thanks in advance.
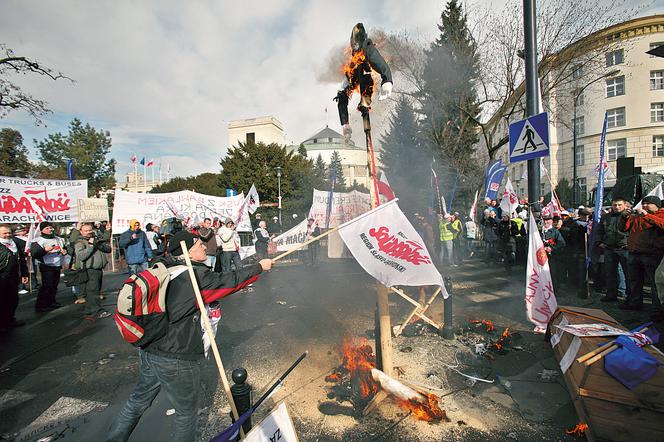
[396,393,446,422]
[565,422,589,436]
[339,337,380,399]
[490,327,511,351]
[341,48,366,88]
[469,319,495,333]
[325,372,341,383]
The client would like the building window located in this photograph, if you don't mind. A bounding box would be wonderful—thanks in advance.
[328,137,333,143]
[652,103,664,122]
[606,107,626,128]
[654,136,664,157]
[576,177,587,203]
[573,116,585,135]
[606,76,625,97]
[246,132,255,144]
[354,166,367,177]
[313,138,318,144]
[651,71,664,90]
[605,49,624,67]
[575,145,585,166]
[650,42,664,57]
[607,139,627,161]
[572,64,583,80]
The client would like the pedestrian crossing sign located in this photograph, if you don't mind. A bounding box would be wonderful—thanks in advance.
[509,112,550,163]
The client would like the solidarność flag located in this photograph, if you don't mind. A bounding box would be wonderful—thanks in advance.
[525,210,558,333]
[338,199,447,296]
[246,184,260,214]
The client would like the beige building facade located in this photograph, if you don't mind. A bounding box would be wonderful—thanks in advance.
[227,116,285,148]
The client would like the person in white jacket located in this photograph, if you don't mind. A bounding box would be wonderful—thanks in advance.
[218,219,241,272]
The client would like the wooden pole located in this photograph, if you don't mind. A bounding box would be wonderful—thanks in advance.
[180,241,243,436]
[110,236,116,273]
[272,225,341,262]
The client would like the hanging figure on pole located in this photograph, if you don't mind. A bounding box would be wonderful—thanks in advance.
[334,23,393,142]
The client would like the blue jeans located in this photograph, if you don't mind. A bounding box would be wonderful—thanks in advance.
[128,262,148,275]
[107,350,201,442]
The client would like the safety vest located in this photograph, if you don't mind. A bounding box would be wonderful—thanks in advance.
[512,217,524,236]
[440,221,455,242]
[450,220,462,240]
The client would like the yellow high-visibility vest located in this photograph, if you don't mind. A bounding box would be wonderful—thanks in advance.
[440,221,455,241]
[512,217,524,236]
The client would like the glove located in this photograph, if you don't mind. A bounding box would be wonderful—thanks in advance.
[379,81,393,100]
[342,124,352,142]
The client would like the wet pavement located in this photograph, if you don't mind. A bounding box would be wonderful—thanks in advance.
[1,256,659,441]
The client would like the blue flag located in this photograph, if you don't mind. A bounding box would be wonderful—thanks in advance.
[209,408,254,442]
[588,111,609,266]
[66,159,75,180]
[484,159,501,192]
[226,189,237,197]
[139,157,145,166]
[485,165,507,201]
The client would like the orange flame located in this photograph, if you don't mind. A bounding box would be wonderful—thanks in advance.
[396,393,446,422]
[325,372,341,383]
[490,327,511,351]
[339,337,380,399]
[469,319,495,333]
[565,422,589,436]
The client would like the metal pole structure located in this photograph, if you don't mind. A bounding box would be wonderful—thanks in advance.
[523,0,541,205]
[276,166,282,227]
[572,101,578,206]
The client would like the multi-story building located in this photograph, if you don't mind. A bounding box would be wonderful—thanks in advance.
[485,15,664,205]
[227,116,285,148]
[287,126,370,189]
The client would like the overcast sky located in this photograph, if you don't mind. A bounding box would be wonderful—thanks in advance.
[1,0,662,183]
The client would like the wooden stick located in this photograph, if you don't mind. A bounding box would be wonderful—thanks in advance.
[110,236,116,273]
[576,327,649,364]
[390,287,423,309]
[180,241,243,437]
[272,225,341,262]
[585,345,618,366]
[394,287,443,336]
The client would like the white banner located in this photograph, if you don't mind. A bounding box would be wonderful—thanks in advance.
[244,402,298,442]
[78,198,109,222]
[338,200,446,293]
[525,213,558,333]
[308,189,371,228]
[0,176,88,223]
[273,219,308,252]
[635,181,664,210]
[111,190,251,232]
[499,178,519,217]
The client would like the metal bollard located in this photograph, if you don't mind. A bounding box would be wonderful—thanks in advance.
[442,276,455,339]
[230,368,252,434]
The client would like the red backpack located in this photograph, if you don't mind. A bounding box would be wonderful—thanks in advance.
[114,262,187,347]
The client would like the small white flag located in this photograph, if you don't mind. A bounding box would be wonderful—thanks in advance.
[246,184,260,214]
[634,181,664,210]
[525,212,558,333]
[338,199,447,295]
[499,178,519,217]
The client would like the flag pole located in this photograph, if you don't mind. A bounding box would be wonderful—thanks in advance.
[180,241,244,437]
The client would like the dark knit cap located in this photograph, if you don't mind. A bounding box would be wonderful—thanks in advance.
[39,221,54,231]
[167,231,198,256]
[642,196,662,208]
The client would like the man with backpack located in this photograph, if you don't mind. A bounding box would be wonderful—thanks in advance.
[108,230,273,442]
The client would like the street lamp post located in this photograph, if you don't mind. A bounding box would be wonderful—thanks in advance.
[572,69,621,206]
[276,166,282,227]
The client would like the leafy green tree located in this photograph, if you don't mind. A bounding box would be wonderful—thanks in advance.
[554,178,573,208]
[0,128,32,176]
[219,141,324,220]
[418,0,481,192]
[34,118,116,194]
[328,150,347,191]
[297,143,308,157]
[151,172,224,196]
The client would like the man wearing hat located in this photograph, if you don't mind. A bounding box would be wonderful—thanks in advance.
[119,219,153,275]
[30,221,67,312]
[107,231,272,442]
[619,195,664,311]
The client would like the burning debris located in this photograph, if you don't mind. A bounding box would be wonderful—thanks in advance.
[469,319,495,333]
[489,327,511,354]
[324,338,445,422]
[565,422,589,437]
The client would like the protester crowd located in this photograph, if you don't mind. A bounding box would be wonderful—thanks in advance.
[410,193,664,323]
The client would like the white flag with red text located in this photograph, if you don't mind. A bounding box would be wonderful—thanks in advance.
[499,178,519,217]
[338,199,447,296]
[246,184,260,214]
[525,212,558,332]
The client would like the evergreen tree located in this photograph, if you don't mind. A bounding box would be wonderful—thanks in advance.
[0,128,32,176]
[34,118,116,194]
[328,150,347,191]
[418,0,481,191]
[314,154,327,184]
[297,143,308,157]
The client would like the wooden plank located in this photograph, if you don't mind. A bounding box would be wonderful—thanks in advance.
[583,397,664,440]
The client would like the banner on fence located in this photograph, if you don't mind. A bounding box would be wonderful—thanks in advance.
[308,189,371,228]
[0,176,88,223]
[78,198,109,222]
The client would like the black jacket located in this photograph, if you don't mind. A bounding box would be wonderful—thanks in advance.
[0,238,28,284]
[143,258,263,360]
[596,211,628,250]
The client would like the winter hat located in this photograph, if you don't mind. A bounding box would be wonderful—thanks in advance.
[167,231,199,256]
[642,196,662,208]
[129,219,140,229]
[39,221,53,231]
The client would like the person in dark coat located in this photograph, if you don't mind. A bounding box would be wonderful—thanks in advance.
[595,198,630,302]
[254,220,271,260]
[541,214,566,291]
[107,231,272,442]
[0,224,29,331]
[306,218,321,266]
[334,22,393,141]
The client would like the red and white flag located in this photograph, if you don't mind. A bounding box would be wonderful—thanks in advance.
[246,183,260,214]
[469,190,479,223]
[338,199,447,295]
[377,171,396,202]
[130,154,137,164]
[499,178,519,217]
[146,159,154,167]
[525,212,558,333]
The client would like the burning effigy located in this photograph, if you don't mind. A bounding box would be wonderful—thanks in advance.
[324,338,445,422]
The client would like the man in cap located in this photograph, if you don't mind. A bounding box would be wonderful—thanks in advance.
[119,219,153,275]
[619,195,664,311]
[107,231,272,442]
[0,224,28,331]
[31,221,67,312]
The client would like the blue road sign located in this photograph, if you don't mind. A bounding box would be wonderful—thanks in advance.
[509,111,550,163]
